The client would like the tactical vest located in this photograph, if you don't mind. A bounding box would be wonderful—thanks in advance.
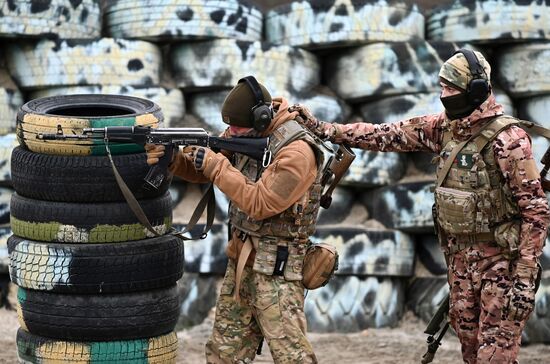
[434,116,521,250]
[229,120,326,242]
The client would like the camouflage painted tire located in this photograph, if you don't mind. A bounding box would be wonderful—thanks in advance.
[0,225,10,274]
[11,147,170,202]
[29,86,185,127]
[316,187,355,225]
[531,136,550,173]
[341,149,407,188]
[523,277,550,344]
[360,180,435,233]
[6,38,161,90]
[8,234,184,294]
[16,286,180,341]
[176,273,221,329]
[10,192,172,243]
[311,226,415,277]
[427,0,550,43]
[359,88,515,124]
[416,234,447,276]
[305,276,406,332]
[496,43,550,97]
[105,0,262,41]
[0,187,12,225]
[0,69,23,134]
[0,0,101,39]
[188,87,350,134]
[170,39,320,94]
[265,0,424,49]
[327,41,464,101]
[17,329,178,364]
[406,276,448,323]
[16,94,161,156]
[518,95,550,129]
[0,134,18,185]
[175,223,228,274]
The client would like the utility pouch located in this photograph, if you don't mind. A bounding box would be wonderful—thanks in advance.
[283,241,307,281]
[252,237,279,276]
[494,220,520,260]
[273,246,289,276]
[302,242,339,290]
[434,187,478,235]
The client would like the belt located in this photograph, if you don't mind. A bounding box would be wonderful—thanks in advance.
[448,231,495,254]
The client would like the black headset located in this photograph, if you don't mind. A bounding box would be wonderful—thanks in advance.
[238,76,273,132]
[453,48,491,105]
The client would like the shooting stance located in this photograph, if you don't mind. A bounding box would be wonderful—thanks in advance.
[292,50,550,363]
[147,76,327,363]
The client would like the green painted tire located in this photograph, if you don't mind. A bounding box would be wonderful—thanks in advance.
[10,192,172,243]
[17,329,178,363]
[16,94,162,156]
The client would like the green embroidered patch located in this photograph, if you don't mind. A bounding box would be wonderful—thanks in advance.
[455,153,473,169]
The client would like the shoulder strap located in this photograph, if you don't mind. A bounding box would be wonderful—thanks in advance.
[518,120,550,140]
[436,116,517,188]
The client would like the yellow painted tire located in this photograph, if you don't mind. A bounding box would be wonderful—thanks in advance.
[17,328,178,363]
[17,94,161,156]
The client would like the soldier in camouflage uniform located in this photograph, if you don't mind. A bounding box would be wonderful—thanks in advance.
[146,78,321,363]
[292,50,550,363]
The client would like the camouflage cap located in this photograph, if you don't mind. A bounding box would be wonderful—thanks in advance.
[439,50,491,91]
[221,81,272,128]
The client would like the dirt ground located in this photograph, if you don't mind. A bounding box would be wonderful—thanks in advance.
[1,309,549,364]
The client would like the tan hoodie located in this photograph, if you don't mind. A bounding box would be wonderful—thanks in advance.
[170,97,318,264]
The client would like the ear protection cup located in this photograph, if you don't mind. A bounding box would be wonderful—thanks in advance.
[453,49,490,105]
[238,76,273,132]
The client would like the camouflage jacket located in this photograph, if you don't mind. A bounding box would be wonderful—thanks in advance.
[317,94,550,270]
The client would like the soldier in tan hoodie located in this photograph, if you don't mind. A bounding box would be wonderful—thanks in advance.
[146,76,322,363]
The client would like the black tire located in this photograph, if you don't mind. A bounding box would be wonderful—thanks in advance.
[11,147,171,202]
[305,276,406,332]
[10,192,173,243]
[266,0,424,49]
[6,39,161,90]
[16,94,162,156]
[8,234,184,294]
[176,273,220,329]
[360,180,435,233]
[17,329,178,363]
[105,0,263,42]
[17,285,180,341]
[312,225,415,277]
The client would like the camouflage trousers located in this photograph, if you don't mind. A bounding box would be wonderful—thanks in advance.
[205,259,317,364]
[447,242,531,364]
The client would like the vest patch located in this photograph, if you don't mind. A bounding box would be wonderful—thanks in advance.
[455,153,473,169]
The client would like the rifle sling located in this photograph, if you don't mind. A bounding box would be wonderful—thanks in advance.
[106,143,215,241]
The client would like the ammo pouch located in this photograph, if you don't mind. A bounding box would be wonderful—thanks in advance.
[302,241,339,290]
[434,187,478,235]
[252,236,307,281]
[494,220,520,259]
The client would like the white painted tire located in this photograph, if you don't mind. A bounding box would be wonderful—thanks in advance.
[518,94,550,129]
[0,134,17,184]
[0,70,23,134]
[29,86,185,127]
[360,180,435,233]
[176,273,221,329]
[105,0,262,42]
[305,276,405,332]
[188,88,350,134]
[0,225,9,274]
[427,0,550,43]
[496,43,550,97]
[170,39,320,94]
[265,0,424,48]
[311,225,415,277]
[327,41,465,101]
[6,38,161,90]
[0,0,101,39]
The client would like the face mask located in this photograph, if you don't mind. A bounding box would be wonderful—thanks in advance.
[440,93,476,120]
[229,125,258,137]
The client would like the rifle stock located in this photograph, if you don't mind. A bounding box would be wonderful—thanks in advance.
[320,144,355,209]
[421,293,450,364]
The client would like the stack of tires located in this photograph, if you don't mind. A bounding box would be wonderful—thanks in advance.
[8,95,183,363]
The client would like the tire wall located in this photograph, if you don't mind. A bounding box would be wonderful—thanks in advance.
[1,0,550,344]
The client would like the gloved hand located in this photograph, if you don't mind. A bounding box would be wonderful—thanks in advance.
[506,261,537,321]
[183,145,216,171]
[289,104,336,140]
[145,144,171,165]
